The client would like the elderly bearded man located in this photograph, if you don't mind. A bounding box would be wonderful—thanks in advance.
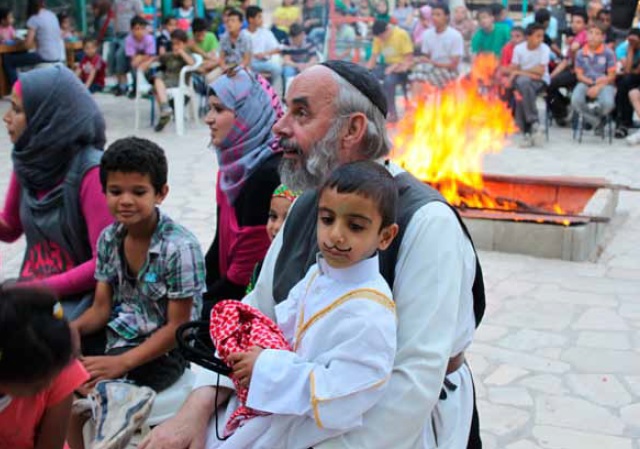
[140,61,485,449]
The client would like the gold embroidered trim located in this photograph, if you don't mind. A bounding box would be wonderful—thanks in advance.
[310,371,324,429]
[294,288,394,351]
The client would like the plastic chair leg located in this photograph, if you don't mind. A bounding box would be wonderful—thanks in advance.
[174,93,185,136]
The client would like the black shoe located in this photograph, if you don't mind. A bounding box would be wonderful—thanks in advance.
[127,89,136,99]
[112,86,125,96]
[154,113,171,132]
[615,126,629,139]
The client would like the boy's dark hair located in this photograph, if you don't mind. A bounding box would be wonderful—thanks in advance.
[572,10,589,24]
[83,37,98,47]
[628,28,640,38]
[511,25,525,35]
[171,29,189,42]
[477,8,493,18]
[130,15,149,29]
[191,17,209,33]
[526,22,545,36]
[290,22,305,37]
[534,8,550,25]
[432,3,450,17]
[0,7,11,22]
[246,5,263,20]
[320,161,398,229]
[57,11,70,24]
[163,15,176,26]
[0,286,73,384]
[588,22,606,34]
[100,137,168,193]
[372,19,389,37]
[226,8,244,22]
[489,2,504,18]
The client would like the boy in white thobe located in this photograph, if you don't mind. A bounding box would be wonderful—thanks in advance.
[209,161,400,449]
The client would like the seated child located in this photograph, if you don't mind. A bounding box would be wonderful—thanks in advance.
[125,15,157,98]
[76,38,107,93]
[59,12,80,42]
[210,161,399,449]
[219,8,252,75]
[69,137,205,445]
[174,0,196,30]
[571,23,616,136]
[150,29,196,132]
[157,16,177,56]
[190,17,221,81]
[507,23,550,147]
[245,184,300,295]
[0,285,89,449]
[0,8,16,43]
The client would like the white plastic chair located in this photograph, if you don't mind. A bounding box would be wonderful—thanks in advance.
[134,54,203,136]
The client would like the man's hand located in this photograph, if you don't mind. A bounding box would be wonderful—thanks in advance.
[138,415,207,449]
[229,346,264,388]
[80,355,128,387]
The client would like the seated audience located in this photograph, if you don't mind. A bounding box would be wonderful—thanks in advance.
[615,29,640,138]
[91,0,114,48]
[58,12,80,42]
[157,16,177,55]
[451,5,476,61]
[596,8,615,46]
[246,6,283,95]
[283,23,319,89]
[498,25,525,93]
[367,19,413,122]
[219,8,252,73]
[412,5,432,47]
[0,7,16,43]
[392,0,416,33]
[272,0,302,35]
[507,23,551,147]
[125,15,156,98]
[490,2,514,29]
[175,0,196,30]
[410,4,463,89]
[548,0,567,34]
[76,38,107,93]
[3,0,64,86]
[587,0,603,24]
[548,10,589,126]
[471,7,511,57]
[522,0,559,41]
[302,0,327,46]
[110,0,143,96]
[571,23,616,136]
[150,29,196,131]
[373,0,391,22]
[191,17,222,84]
[334,4,357,61]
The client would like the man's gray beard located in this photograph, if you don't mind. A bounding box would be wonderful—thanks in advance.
[279,130,341,192]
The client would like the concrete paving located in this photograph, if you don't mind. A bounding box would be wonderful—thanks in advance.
[0,91,638,448]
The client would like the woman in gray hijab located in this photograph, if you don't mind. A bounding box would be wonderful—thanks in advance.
[0,65,112,319]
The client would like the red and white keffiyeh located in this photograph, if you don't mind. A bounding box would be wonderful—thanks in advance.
[210,300,292,435]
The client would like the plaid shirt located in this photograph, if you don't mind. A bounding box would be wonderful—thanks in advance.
[95,211,205,351]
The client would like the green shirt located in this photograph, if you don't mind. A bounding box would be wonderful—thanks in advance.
[196,31,219,53]
[471,23,511,56]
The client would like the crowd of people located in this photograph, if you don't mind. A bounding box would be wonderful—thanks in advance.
[1,1,640,449]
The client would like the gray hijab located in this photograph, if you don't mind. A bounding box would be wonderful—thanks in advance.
[11,65,106,191]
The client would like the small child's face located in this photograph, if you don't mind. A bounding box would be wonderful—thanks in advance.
[172,38,186,52]
[587,27,604,47]
[453,7,466,22]
[105,171,168,226]
[527,29,545,47]
[317,188,397,269]
[3,12,14,26]
[571,15,586,34]
[166,18,177,33]
[84,41,98,57]
[61,17,72,31]
[549,0,559,5]
[226,16,242,34]
[478,12,494,30]
[375,0,388,14]
[182,0,193,8]
[511,30,525,44]
[267,197,292,241]
[132,24,148,41]
[194,30,206,42]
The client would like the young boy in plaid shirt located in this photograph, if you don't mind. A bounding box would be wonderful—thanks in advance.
[69,137,205,448]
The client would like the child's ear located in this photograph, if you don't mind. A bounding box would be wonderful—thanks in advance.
[156,184,170,204]
[377,223,399,251]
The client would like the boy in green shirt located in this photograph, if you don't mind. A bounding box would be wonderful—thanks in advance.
[471,8,511,57]
[190,17,221,83]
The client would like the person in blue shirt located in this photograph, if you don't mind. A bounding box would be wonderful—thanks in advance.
[615,28,640,138]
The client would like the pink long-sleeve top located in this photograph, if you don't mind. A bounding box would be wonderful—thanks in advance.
[0,169,112,297]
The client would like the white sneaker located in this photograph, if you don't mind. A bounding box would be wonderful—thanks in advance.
[530,123,544,146]
[519,133,533,148]
[626,130,640,145]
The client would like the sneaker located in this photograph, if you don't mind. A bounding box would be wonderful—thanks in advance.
[626,130,640,145]
[154,111,172,132]
[519,133,533,148]
[530,122,544,146]
[91,380,155,449]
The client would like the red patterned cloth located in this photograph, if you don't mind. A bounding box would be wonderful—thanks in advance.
[210,300,292,435]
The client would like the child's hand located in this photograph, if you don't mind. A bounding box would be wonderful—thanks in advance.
[228,346,264,388]
[80,355,128,387]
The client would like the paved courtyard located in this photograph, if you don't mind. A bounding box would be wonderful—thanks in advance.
[0,92,638,448]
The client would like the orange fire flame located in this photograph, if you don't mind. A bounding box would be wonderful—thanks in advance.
[391,54,519,211]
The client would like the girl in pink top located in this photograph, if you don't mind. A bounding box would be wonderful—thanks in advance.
[0,66,112,319]
[0,8,16,42]
[0,286,90,449]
